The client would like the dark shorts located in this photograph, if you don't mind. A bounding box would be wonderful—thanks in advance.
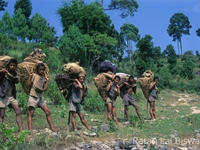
[69,101,81,112]
[122,94,135,106]
[148,96,155,103]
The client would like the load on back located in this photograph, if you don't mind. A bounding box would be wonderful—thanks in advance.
[17,48,49,94]
[0,56,14,69]
[137,70,154,99]
[55,62,86,101]
[93,60,117,101]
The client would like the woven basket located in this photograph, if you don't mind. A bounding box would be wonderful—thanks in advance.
[93,72,115,101]
[138,70,154,99]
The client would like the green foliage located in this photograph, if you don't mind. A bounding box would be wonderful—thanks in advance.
[120,23,140,42]
[59,25,87,65]
[44,77,66,105]
[108,0,139,18]
[135,34,155,74]
[0,0,8,11]
[179,60,195,80]
[0,123,30,150]
[14,0,32,19]
[16,86,29,114]
[196,28,200,37]
[58,0,112,35]
[42,48,63,72]
[0,11,14,38]
[13,8,29,42]
[83,91,105,113]
[167,13,192,56]
[28,13,57,46]
[163,44,177,71]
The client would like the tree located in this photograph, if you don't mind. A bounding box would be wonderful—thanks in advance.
[120,23,140,62]
[135,34,154,74]
[196,28,200,37]
[179,60,194,80]
[59,25,87,66]
[28,13,57,45]
[163,44,177,70]
[14,0,32,19]
[0,0,7,11]
[84,32,117,71]
[41,24,58,47]
[58,0,120,70]
[13,9,28,42]
[0,11,14,37]
[58,0,113,35]
[167,13,192,56]
[102,0,139,18]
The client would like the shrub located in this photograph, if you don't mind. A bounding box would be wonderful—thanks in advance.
[83,90,105,113]
[0,123,30,150]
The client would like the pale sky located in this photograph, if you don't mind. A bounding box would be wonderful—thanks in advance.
[1,0,200,55]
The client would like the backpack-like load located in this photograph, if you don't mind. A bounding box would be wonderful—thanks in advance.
[55,62,86,101]
[62,62,86,79]
[115,72,130,98]
[93,71,115,101]
[99,60,117,74]
[137,70,154,99]
[17,48,49,94]
[0,56,13,69]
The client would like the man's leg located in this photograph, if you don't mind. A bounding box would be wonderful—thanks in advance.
[107,103,112,121]
[152,102,157,120]
[12,104,23,132]
[0,108,5,123]
[40,105,56,132]
[112,106,119,126]
[124,105,129,121]
[77,112,90,130]
[132,103,141,118]
[71,111,77,131]
[28,106,34,132]
[149,102,154,120]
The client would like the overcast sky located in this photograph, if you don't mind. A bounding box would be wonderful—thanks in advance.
[1,0,200,55]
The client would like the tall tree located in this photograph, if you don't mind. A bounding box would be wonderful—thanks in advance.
[84,32,117,71]
[28,13,56,45]
[58,0,120,69]
[59,25,87,65]
[120,23,140,62]
[0,0,7,11]
[167,13,192,56]
[41,24,58,47]
[13,9,28,42]
[102,0,139,18]
[135,34,154,74]
[14,0,32,19]
[58,0,113,35]
[163,44,177,70]
[0,11,14,37]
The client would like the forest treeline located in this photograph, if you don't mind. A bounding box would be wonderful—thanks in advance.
[0,0,200,95]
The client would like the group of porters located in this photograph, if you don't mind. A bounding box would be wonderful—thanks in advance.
[0,48,155,132]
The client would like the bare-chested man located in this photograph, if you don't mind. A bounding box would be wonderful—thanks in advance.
[121,75,141,121]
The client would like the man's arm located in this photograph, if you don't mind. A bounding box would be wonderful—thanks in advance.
[27,73,33,87]
[106,80,112,91]
[43,75,49,91]
[149,81,157,90]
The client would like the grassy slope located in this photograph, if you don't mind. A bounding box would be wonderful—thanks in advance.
[3,82,200,148]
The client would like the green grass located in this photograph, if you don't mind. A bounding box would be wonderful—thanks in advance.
[2,82,200,149]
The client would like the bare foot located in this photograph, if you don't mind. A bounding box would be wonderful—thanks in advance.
[51,128,56,132]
